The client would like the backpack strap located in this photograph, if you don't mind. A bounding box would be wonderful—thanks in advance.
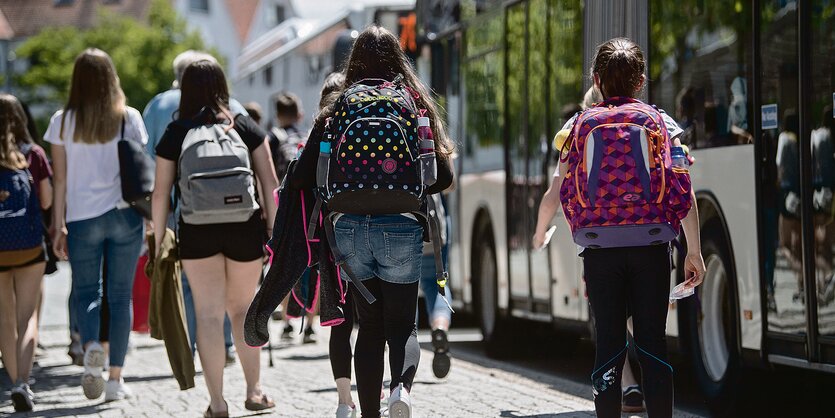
[322,212,377,304]
[421,196,453,311]
[307,127,333,238]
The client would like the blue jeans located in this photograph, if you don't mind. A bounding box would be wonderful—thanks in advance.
[333,214,424,285]
[419,244,452,324]
[66,208,143,367]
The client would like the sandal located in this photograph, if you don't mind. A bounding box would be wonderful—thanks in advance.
[203,401,228,418]
[244,394,275,411]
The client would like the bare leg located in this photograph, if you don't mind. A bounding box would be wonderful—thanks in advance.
[13,263,45,383]
[0,270,19,382]
[183,255,228,414]
[224,258,266,401]
[335,377,354,406]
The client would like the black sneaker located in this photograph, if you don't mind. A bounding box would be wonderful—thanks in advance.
[303,326,316,344]
[622,385,645,413]
[431,329,451,378]
[281,324,294,341]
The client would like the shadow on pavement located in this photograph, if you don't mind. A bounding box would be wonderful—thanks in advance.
[500,411,595,418]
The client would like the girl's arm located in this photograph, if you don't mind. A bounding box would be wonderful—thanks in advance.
[50,144,67,259]
[251,138,279,235]
[39,178,53,210]
[532,160,567,248]
[674,136,706,287]
[151,157,176,253]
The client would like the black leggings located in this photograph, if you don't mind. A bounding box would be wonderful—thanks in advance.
[329,290,355,380]
[583,245,673,418]
[350,278,420,418]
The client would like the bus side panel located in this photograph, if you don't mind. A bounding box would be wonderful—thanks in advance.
[690,146,761,351]
[546,162,584,321]
[456,170,509,310]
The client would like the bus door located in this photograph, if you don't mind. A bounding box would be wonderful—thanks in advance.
[761,0,835,368]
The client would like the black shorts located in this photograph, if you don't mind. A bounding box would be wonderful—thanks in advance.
[178,211,266,262]
[0,249,46,272]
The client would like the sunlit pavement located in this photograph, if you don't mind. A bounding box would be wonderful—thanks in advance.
[1,264,706,417]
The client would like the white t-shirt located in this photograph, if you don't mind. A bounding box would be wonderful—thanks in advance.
[44,107,148,223]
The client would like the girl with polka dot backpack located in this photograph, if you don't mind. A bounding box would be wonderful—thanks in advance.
[287,25,454,418]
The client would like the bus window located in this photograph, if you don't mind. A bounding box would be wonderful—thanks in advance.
[649,0,753,150]
[761,0,803,333]
[812,0,835,336]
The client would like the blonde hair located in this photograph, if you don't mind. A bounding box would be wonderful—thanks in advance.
[582,86,603,110]
[0,94,32,169]
[62,48,126,144]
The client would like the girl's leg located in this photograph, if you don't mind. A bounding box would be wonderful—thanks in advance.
[224,257,267,401]
[103,209,144,379]
[13,262,45,383]
[66,217,107,350]
[0,270,20,382]
[380,280,420,392]
[330,292,355,405]
[183,255,229,414]
[351,279,386,418]
[583,248,630,418]
[628,245,674,418]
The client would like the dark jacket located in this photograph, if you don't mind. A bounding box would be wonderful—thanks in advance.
[244,166,345,347]
[146,229,195,390]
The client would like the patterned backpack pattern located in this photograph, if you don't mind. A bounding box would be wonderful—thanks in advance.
[0,164,43,252]
[321,78,425,214]
[559,97,692,248]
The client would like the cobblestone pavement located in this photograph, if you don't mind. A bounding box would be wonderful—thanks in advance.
[0,267,705,418]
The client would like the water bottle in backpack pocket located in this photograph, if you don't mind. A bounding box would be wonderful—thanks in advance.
[559,98,692,248]
[177,123,259,225]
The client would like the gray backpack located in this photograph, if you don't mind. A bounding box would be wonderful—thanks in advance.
[178,123,259,225]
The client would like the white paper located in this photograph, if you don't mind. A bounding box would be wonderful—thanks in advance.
[669,282,695,303]
[537,225,557,250]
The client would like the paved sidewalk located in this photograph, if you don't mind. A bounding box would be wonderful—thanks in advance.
[0,266,703,417]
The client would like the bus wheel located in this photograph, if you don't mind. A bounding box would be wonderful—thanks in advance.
[682,220,740,415]
[474,229,512,358]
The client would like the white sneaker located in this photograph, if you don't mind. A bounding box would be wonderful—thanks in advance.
[105,378,133,401]
[335,403,357,418]
[388,383,412,418]
[81,342,106,399]
[11,383,34,412]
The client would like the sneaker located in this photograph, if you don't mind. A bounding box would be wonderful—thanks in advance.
[225,345,237,366]
[335,403,357,418]
[68,339,84,366]
[11,383,34,412]
[431,329,451,378]
[104,378,133,402]
[281,324,294,341]
[622,385,645,413]
[303,326,317,344]
[388,383,412,418]
[81,342,106,400]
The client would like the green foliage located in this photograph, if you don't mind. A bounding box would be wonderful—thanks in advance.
[14,0,215,111]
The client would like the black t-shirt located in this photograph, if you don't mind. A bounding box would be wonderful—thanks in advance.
[155,114,268,162]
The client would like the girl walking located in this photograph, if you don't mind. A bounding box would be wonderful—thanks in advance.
[0,94,52,412]
[547,38,705,418]
[288,26,454,418]
[151,59,278,417]
[45,49,146,402]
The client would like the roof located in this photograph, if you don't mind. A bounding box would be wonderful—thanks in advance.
[0,0,152,39]
[0,9,13,40]
[224,0,259,43]
[290,0,414,19]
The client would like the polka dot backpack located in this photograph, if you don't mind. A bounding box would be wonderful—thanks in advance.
[316,76,430,215]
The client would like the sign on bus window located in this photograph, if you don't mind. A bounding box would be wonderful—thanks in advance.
[762,104,779,130]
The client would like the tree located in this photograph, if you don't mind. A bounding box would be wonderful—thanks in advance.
[14,0,216,112]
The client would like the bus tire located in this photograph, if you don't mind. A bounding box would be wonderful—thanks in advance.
[681,219,741,416]
[473,224,512,358]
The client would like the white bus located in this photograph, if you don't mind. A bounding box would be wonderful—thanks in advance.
[417,0,835,413]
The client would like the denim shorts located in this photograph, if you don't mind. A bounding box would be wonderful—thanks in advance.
[333,214,424,284]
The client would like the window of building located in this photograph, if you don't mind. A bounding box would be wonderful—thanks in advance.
[189,0,210,12]
[53,0,74,6]
[264,65,273,86]
[275,5,286,25]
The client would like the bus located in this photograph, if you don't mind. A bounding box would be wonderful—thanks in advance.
[416,0,835,412]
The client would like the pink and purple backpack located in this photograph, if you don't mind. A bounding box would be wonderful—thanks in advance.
[559,97,692,249]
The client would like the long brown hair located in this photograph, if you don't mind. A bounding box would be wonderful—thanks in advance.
[0,94,32,169]
[591,38,645,99]
[318,25,453,156]
[62,48,125,144]
[178,59,232,125]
